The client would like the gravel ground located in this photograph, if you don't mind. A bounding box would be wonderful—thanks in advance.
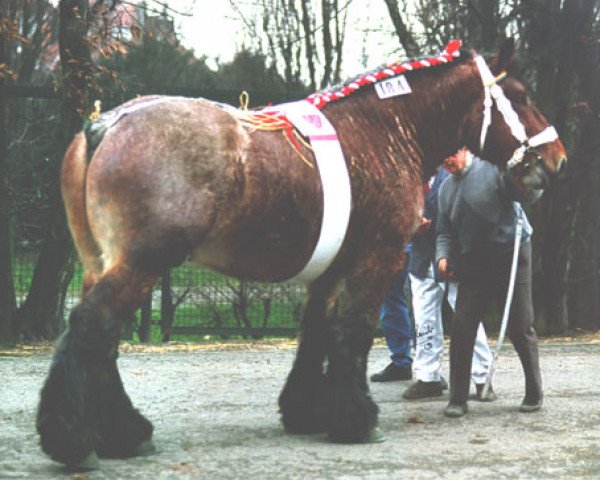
[2,338,600,479]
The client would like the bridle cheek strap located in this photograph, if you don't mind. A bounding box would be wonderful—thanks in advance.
[473,55,559,169]
[475,55,506,150]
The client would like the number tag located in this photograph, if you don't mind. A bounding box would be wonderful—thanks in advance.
[374,75,412,99]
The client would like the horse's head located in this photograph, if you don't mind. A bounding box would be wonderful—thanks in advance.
[462,38,567,201]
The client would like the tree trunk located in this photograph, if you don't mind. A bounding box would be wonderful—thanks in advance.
[18,0,93,339]
[524,0,594,333]
[261,298,271,328]
[567,114,600,330]
[565,19,600,331]
[332,0,345,84]
[18,232,74,339]
[300,0,316,91]
[470,0,498,51]
[160,272,175,342]
[382,0,420,57]
[139,291,152,343]
[0,22,17,342]
[320,0,334,88]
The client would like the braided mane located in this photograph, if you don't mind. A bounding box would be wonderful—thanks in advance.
[306,40,463,109]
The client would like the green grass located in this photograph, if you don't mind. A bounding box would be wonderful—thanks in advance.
[170,264,232,285]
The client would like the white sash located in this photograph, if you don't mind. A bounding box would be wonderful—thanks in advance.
[267,101,352,284]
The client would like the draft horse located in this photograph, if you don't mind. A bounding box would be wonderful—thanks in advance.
[37,38,566,469]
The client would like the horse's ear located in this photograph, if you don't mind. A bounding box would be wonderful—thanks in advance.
[489,37,515,75]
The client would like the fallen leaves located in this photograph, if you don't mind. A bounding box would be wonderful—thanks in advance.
[469,435,490,444]
[407,415,424,424]
[168,462,202,474]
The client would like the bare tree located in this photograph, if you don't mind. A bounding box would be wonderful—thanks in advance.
[10,0,195,339]
[228,0,349,90]
[0,9,17,341]
[382,0,420,57]
[160,272,190,342]
[518,0,599,333]
[550,1,599,332]
[379,0,600,333]
[17,0,96,338]
[0,1,58,341]
[17,0,59,84]
[300,0,317,89]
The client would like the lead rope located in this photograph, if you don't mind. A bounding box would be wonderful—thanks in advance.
[481,206,523,398]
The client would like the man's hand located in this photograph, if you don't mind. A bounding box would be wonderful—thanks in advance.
[416,217,432,233]
[437,257,454,279]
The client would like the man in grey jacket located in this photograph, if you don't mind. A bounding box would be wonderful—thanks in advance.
[436,147,543,418]
[403,166,493,401]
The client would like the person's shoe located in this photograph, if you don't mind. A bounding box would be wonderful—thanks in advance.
[440,376,448,390]
[520,396,543,413]
[370,363,412,382]
[444,402,468,418]
[475,383,497,402]
[402,380,444,399]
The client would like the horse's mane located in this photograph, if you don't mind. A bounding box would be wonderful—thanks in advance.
[306,41,472,109]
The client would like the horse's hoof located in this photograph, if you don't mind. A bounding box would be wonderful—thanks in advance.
[285,425,328,435]
[282,415,328,435]
[66,451,99,472]
[135,439,156,456]
[364,426,386,443]
[328,426,386,444]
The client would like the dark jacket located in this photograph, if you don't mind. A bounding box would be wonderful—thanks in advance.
[408,167,448,279]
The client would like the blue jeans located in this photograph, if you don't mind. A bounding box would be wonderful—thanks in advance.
[380,266,413,367]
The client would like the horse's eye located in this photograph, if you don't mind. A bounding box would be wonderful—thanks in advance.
[522,161,531,169]
[513,93,528,105]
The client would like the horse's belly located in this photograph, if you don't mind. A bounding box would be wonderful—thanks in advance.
[187,255,291,284]
[188,230,312,283]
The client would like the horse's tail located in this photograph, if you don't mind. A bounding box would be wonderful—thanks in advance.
[61,132,103,290]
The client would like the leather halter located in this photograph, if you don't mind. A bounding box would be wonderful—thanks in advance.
[473,55,559,170]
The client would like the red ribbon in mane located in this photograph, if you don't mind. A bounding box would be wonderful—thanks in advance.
[306,40,462,109]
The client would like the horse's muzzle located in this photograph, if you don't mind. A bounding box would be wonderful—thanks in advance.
[556,155,568,178]
[539,154,567,186]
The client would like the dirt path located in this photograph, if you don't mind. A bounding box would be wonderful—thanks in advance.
[2,338,600,479]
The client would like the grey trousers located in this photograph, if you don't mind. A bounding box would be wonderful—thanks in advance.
[449,241,542,405]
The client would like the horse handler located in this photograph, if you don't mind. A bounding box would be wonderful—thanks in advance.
[436,147,543,418]
[402,166,494,401]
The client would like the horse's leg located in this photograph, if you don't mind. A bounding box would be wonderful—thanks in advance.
[37,263,157,469]
[279,277,340,434]
[324,260,398,444]
[93,348,157,459]
[69,252,154,461]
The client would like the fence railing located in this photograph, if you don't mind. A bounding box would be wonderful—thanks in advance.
[13,251,306,341]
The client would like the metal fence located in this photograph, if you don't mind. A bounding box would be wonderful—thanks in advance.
[8,87,308,340]
[13,252,306,341]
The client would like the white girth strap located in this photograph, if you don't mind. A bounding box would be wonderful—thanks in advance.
[272,101,352,284]
[473,55,559,168]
